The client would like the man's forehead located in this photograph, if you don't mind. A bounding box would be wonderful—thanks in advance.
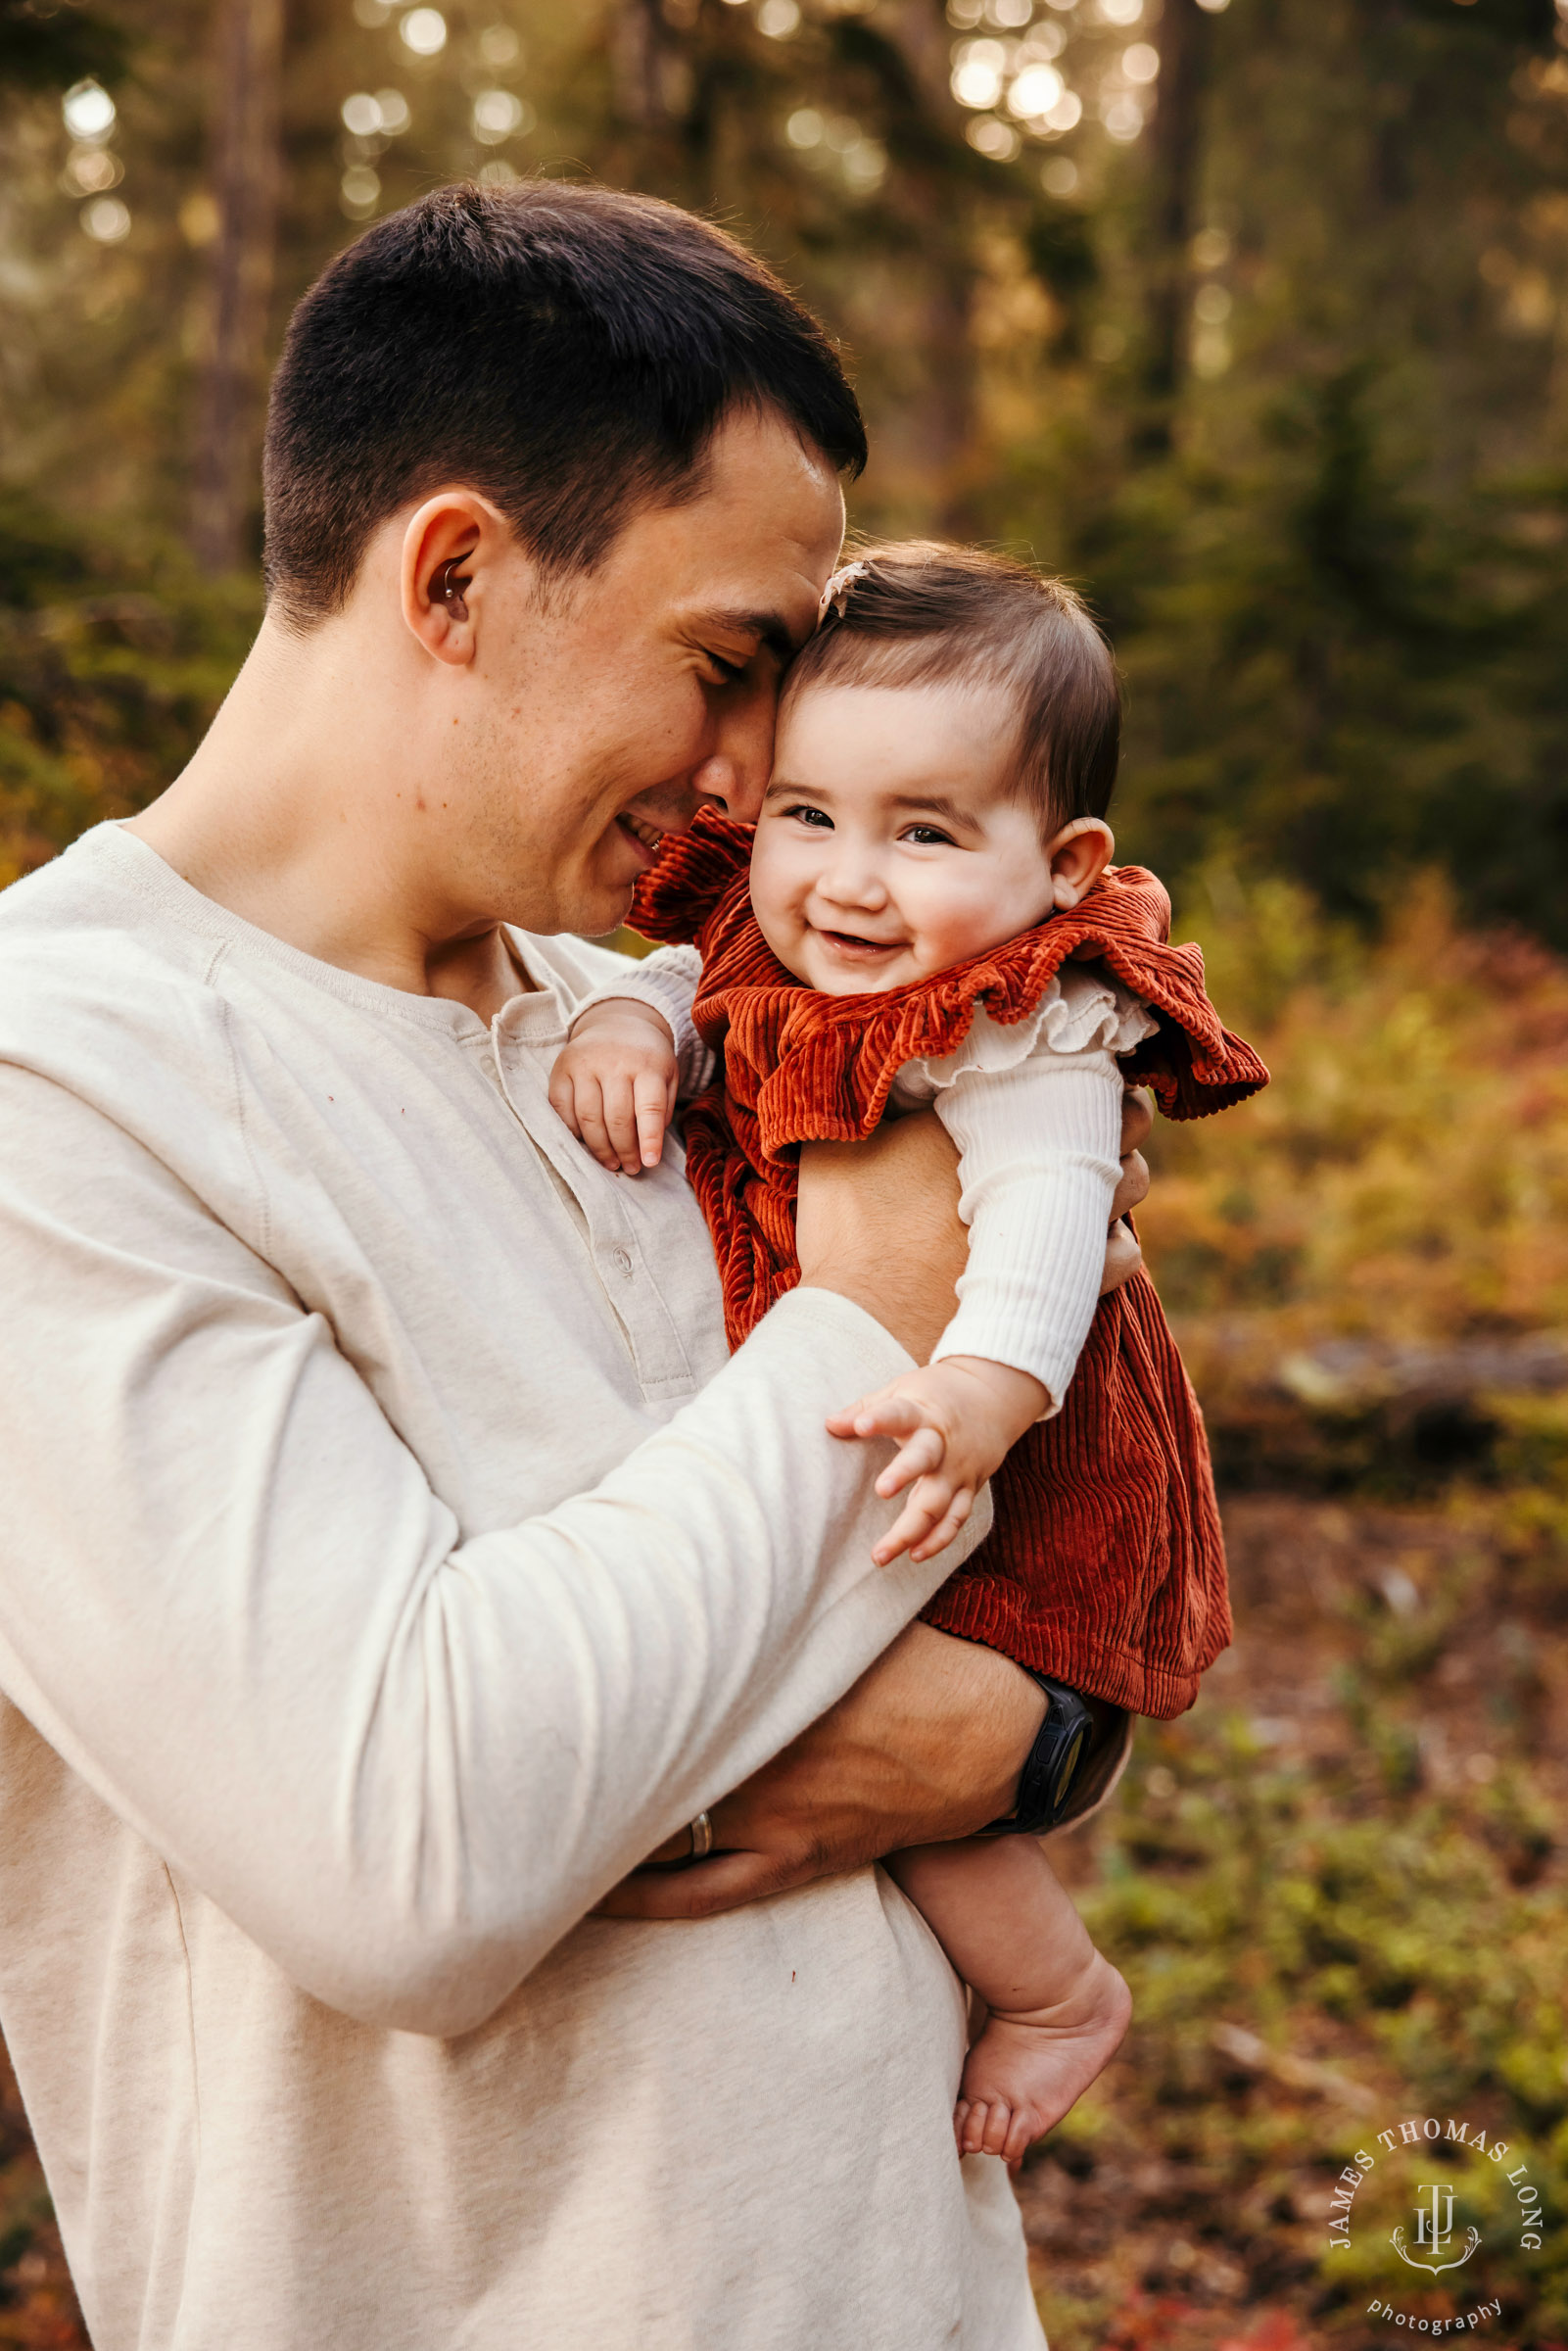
[586,415,843,633]
[668,412,843,573]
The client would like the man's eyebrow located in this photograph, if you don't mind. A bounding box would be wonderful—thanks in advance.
[693,605,801,661]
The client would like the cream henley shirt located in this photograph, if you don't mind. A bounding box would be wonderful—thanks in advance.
[0,825,1044,2351]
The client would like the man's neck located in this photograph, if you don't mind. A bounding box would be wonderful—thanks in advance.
[128,611,531,1022]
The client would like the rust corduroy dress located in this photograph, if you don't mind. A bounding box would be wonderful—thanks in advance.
[631,810,1268,1719]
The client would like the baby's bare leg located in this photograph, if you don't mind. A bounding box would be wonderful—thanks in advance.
[886,1836,1130,2170]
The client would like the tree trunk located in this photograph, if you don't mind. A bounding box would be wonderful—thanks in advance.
[190,0,285,576]
[610,0,664,126]
[1137,0,1213,452]
[883,0,983,533]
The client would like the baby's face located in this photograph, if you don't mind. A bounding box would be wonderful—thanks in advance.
[750,681,1058,994]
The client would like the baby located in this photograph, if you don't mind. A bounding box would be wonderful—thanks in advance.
[550,544,1264,2167]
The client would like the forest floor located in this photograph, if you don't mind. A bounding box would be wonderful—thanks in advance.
[1023,1487,1568,2351]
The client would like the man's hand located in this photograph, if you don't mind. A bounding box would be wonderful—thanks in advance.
[1103,1086,1151,1294]
[795,1112,971,1360]
[596,1622,1048,1919]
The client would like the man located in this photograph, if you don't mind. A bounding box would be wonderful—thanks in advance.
[0,183,1148,2347]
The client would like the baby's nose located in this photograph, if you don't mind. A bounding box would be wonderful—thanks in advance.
[821,849,889,907]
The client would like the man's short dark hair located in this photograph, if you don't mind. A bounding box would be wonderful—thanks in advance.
[262,180,868,626]
[784,541,1120,833]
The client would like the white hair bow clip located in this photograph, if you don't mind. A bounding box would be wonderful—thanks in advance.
[817,559,871,625]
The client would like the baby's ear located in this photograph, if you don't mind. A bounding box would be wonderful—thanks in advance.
[1047,817,1115,911]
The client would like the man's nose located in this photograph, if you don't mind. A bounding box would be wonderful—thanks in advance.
[692,682,779,822]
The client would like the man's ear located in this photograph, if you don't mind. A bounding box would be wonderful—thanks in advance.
[400,492,508,667]
[1046,816,1115,911]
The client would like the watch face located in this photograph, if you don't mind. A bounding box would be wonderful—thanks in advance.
[1053,1723,1088,1807]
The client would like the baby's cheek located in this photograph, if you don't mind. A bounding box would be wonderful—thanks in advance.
[749,860,808,977]
[920,865,1051,966]
[917,891,1013,970]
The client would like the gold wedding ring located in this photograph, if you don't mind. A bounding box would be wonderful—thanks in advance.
[688,1809,713,1861]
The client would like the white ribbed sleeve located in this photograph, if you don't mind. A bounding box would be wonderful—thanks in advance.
[925,1052,1124,1412]
[894,974,1157,1414]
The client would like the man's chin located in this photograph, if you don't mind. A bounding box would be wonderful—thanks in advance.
[559,877,638,943]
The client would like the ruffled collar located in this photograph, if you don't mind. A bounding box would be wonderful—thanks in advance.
[630,808,1267,1160]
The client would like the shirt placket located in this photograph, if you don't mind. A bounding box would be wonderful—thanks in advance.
[488,988,696,1399]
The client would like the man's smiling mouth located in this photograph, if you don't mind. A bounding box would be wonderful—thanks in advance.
[616,810,669,863]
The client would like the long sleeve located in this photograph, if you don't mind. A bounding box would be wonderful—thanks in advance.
[0,1054,987,2040]
[571,942,714,1100]
[895,973,1154,1412]
[929,1051,1124,1410]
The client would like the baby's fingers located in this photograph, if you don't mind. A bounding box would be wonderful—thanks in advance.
[598,1081,649,1177]
[546,1062,585,1140]
[874,1426,945,1501]
[825,1392,927,1442]
[633,1070,672,1171]
[909,1486,974,1565]
[873,1472,958,1568]
[569,1080,627,1173]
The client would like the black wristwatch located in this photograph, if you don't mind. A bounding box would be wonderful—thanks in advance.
[983,1672,1095,1836]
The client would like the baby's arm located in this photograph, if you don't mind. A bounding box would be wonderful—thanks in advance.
[886,1835,1130,2167]
[549,946,704,1176]
[832,1041,1127,1562]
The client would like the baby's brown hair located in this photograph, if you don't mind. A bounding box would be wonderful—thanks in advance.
[783,540,1120,833]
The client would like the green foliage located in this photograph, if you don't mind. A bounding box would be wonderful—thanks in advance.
[0,494,258,884]
[5,0,1568,937]
[1136,874,1568,1493]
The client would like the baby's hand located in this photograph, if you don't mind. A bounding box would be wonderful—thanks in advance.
[826,1357,1049,1566]
[548,1000,679,1176]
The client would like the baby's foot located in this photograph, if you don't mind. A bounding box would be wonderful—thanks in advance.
[954,1951,1131,2169]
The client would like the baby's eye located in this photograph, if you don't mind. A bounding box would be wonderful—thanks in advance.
[903,824,957,847]
[785,803,834,830]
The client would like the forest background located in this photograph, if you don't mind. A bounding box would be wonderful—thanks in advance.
[1,0,1567,2345]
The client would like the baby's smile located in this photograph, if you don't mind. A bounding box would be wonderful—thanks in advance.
[811,923,909,962]
[749,679,1072,997]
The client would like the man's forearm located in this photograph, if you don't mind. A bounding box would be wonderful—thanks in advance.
[600,1621,1043,1918]
[0,1072,995,2035]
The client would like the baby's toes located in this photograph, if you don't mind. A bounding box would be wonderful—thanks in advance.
[977,2098,1016,2160]
[1001,2106,1040,2170]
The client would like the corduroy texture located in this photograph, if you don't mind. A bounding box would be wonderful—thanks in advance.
[631,810,1269,1718]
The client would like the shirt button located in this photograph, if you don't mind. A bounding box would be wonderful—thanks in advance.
[610,1247,633,1277]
